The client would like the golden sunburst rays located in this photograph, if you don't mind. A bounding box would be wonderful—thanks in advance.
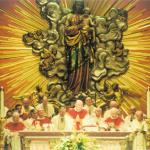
[121,3,150,113]
[0,0,49,107]
[0,0,150,113]
[82,0,150,113]
[111,20,150,114]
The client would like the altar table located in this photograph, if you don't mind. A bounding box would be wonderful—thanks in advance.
[19,131,131,150]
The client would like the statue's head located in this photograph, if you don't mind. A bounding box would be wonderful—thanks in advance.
[72,0,84,14]
[83,7,90,15]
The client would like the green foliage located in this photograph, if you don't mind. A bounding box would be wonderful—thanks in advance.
[54,133,98,150]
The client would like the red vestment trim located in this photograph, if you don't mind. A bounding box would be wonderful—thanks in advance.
[105,117,124,127]
[5,122,25,132]
[68,108,87,130]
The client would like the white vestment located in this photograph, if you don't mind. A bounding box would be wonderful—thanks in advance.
[51,114,73,131]
[24,118,35,130]
[82,114,106,131]
[36,103,54,117]
[4,129,25,150]
[104,108,124,120]
[124,115,135,131]
[103,109,112,119]
[84,105,96,116]
[131,119,148,150]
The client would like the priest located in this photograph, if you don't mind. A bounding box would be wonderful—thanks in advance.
[104,107,124,131]
[24,109,38,130]
[21,97,34,120]
[124,105,136,131]
[131,110,147,150]
[52,106,73,131]
[84,97,96,116]
[36,96,54,118]
[4,112,26,150]
[36,109,51,127]
[82,107,105,131]
[67,100,88,130]
[103,101,119,119]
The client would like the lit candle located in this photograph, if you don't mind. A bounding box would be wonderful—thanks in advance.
[0,86,5,118]
[147,86,150,119]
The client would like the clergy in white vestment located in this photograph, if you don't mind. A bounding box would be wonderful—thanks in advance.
[82,107,106,131]
[124,106,136,131]
[4,112,26,150]
[101,108,125,150]
[29,109,52,150]
[51,106,73,131]
[68,100,88,130]
[93,108,108,131]
[36,96,54,118]
[21,97,34,120]
[131,110,148,150]
[103,101,119,119]
[84,97,96,116]
[104,107,124,131]
[36,109,51,126]
[24,109,38,130]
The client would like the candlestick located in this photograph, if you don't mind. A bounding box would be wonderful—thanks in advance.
[147,86,150,119]
[0,86,5,118]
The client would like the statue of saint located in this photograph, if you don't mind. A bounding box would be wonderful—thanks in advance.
[64,0,95,94]
[23,0,129,106]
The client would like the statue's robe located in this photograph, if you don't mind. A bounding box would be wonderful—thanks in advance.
[131,119,148,150]
[64,13,91,94]
[68,108,87,130]
[4,121,26,150]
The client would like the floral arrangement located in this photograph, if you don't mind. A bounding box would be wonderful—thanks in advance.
[54,133,98,150]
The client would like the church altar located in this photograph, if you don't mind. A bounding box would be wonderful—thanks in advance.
[19,131,131,150]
